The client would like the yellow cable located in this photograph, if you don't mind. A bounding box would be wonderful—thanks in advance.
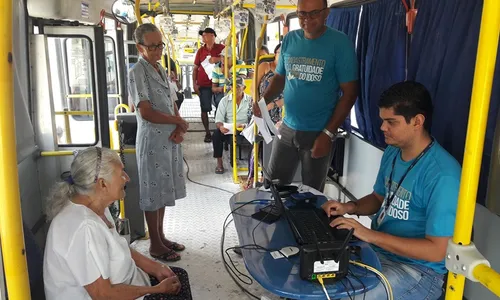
[317,276,331,300]
[350,260,394,300]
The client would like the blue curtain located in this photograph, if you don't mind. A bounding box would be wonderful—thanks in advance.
[326,7,361,44]
[355,0,407,147]
[326,7,361,132]
[408,0,500,204]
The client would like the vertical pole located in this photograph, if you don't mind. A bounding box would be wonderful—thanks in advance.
[231,11,238,183]
[0,0,31,297]
[445,0,500,298]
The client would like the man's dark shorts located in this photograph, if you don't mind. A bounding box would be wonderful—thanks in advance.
[199,87,213,113]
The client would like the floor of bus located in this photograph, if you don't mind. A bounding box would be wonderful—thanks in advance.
[131,96,281,300]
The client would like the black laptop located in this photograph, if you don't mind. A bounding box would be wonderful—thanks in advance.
[261,168,337,245]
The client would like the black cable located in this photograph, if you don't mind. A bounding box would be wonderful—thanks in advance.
[340,280,354,300]
[224,243,291,285]
[221,216,260,300]
[221,199,283,299]
[350,267,387,300]
[349,270,366,300]
[183,157,236,195]
[345,276,356,300]
[222,219,255,285]
[251,215,267,253]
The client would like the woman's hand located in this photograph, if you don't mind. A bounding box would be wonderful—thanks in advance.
[175,117,189,132]
[170,133,184,144]
[153,264,176,281]
[155,276,181,295]
[169,127,185,144]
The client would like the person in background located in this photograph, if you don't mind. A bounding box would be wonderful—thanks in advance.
[258,45,269,58]
[322,81,461,300]
[212,77,252,174]
[253,0,359,192]
[164,55,184,109]
[245,44,284,189]
[193,27,225,143]
[43,147,193,300]
[212,47,248,109]
[129,23,188,262]
[248,46,270,80]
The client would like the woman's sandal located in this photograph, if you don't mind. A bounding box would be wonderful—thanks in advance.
[150,248,181,262]
[215,166,224,174]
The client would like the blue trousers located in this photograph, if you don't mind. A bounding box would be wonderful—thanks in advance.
[342,253,445,300]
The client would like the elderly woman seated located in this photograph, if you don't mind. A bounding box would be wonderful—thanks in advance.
[213,76,252,174]
[43,147,192,300]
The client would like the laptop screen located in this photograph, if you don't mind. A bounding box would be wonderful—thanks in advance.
[261,166,286,213]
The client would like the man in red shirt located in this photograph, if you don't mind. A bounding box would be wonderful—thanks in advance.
[193,28,225,142]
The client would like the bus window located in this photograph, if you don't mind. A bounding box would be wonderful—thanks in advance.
[104,36,120,119]
[48,37,97,146]
[289,17,300,31]
[266,21,280,53]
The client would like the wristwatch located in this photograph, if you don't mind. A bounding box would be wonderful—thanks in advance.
[322,128,335,141]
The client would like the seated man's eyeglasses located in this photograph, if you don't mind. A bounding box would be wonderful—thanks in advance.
[140,42,166,51]
[296,8,328,19]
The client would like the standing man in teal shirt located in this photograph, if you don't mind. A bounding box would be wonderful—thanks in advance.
[323,81,461,299]
[254,0,359,191]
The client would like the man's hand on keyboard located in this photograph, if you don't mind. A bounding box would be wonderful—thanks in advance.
[329,217,372,243]
[321,200,355,217]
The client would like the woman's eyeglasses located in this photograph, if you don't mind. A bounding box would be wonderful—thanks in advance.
[140,42,166,51]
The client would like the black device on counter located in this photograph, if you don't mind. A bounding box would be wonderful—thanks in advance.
[299,228,354,281]
[250,184,299,224]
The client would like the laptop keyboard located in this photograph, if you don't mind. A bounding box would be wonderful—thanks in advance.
[288,210,333,244]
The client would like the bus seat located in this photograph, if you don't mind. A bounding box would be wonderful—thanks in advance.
[229,134,252,167]
[116,113,137,146]
[244,79,253,95]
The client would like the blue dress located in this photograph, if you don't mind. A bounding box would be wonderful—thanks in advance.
[128,57,186,211]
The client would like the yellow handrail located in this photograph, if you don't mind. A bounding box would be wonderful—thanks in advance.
[112,104,131,149]
[231,11,239,183]
[169,10,213,15]
[40,149,136,157]
[135,0,143,25]
[445,0,500,299]
[54,110,94,116]
[114,103,130,117]
[66,94,120,98]
[167,34,177,61]
[0,0,31,297]
[473,264,500,297]
[234,65,254,69]
[240,26,249,58]
[242,4,296,9]
[217,0,241,19]
[253,17,268,186]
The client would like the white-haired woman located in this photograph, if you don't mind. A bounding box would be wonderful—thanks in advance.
[43,147,192,300]
[129,23,188,261]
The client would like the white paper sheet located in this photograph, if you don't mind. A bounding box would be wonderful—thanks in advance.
[201,56,215,80]
[242,119,256,143]
[254,116,273,144]
[258,99,281,138]
[222,123,244,135]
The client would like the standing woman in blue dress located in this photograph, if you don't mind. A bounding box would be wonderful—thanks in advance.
[129,23,188,261]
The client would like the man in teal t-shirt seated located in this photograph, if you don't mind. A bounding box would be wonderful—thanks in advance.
[253,0,359,192]
[323,81,461,300]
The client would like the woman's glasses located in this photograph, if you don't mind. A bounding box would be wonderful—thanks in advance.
[140,42,166,51]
